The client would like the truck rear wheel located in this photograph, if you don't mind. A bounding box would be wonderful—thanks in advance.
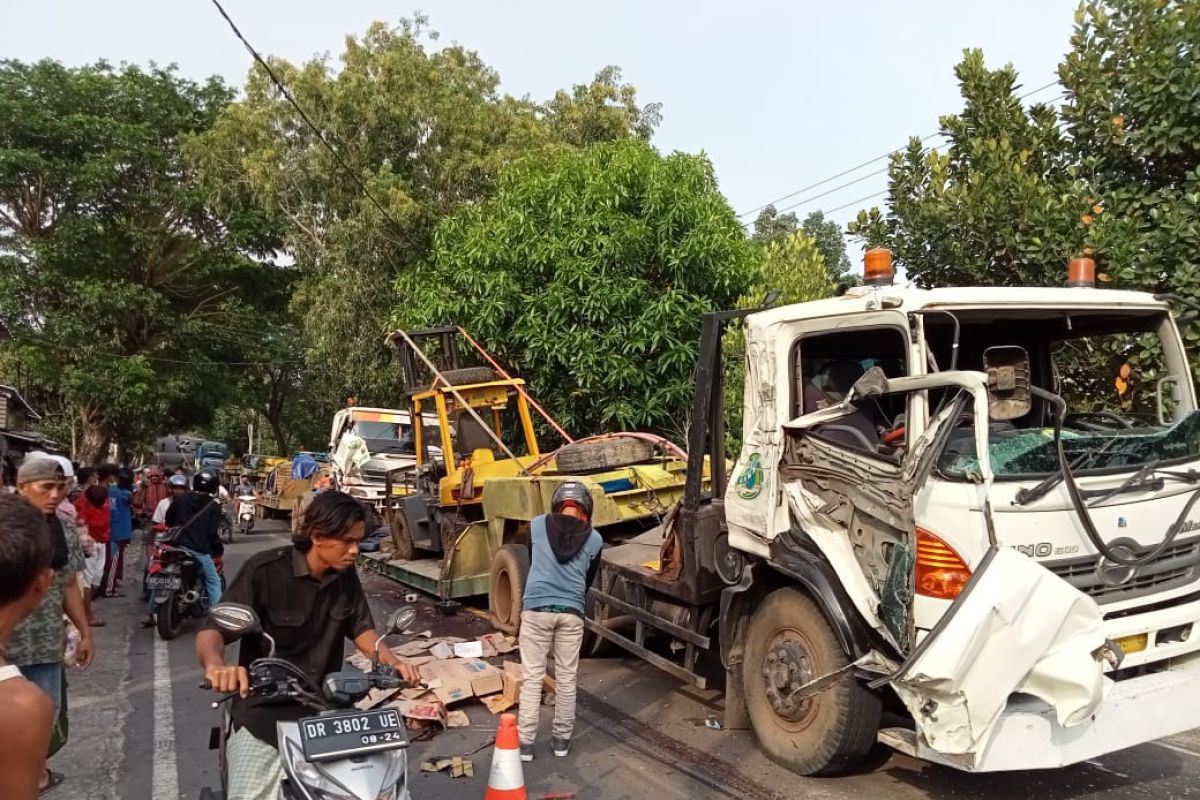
[743,588,880,776]
[388,511,415,561]
[488,544,530,635]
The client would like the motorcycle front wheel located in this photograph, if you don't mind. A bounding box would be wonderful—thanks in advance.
[156,589,183,640]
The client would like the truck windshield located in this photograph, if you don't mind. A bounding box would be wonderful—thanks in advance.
[352,420,415,454]
[923,306,1196,479]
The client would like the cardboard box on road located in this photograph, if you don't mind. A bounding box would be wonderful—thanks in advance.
[419,658,503,705]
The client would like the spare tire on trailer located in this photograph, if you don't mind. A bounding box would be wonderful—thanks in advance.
[440,367,497,386]
[488,544,530,635]
[555,437,658,474]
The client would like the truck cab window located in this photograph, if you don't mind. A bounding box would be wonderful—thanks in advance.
[792,327,909,451]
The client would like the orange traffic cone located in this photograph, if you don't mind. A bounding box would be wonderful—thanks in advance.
[485,713,527,799]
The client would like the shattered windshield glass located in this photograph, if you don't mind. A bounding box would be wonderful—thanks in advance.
[940,411,1200,478]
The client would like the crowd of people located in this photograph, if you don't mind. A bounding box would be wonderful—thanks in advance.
[0,454,231,798]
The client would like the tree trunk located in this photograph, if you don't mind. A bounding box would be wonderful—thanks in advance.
[77,403,112,465]
[267,415,290,455]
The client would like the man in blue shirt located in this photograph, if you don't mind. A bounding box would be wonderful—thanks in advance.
[103,468,134,597]
[518,482,602,762]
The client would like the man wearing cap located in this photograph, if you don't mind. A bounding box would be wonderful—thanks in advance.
[9,456,94,794]
[517,481,603,762]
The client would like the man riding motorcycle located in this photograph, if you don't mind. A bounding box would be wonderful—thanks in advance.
[196,490,420,800]
[145,470,223,627]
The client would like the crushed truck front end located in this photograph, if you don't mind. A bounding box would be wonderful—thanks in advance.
[725,273,1200,772]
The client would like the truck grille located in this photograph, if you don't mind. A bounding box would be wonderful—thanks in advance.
[1043,535,1200,604]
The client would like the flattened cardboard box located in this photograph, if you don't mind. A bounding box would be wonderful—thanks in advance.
[418,658,503,705]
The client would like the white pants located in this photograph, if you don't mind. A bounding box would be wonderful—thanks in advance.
[83,550,105,587]
[517,610,584,744]
[226,726,284,800]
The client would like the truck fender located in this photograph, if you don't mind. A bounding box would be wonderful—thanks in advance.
[769,534,877,659]
[720,542,875,667]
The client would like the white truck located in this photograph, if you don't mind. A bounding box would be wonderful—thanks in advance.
[588,251,1200,774]
[328,407,428,517]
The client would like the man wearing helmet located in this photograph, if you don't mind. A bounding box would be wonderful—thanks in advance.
[149,469,224,626]
[517,481,602,762]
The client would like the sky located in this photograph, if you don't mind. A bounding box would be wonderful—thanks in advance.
[2,0,1079,268]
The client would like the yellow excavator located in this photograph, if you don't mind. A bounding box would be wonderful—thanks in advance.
[360,326,708,633]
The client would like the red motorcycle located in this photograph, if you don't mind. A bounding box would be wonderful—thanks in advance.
[146,524,225,640]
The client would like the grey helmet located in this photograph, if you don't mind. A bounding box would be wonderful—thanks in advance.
[550,481,593,520]
[168,474,189,490]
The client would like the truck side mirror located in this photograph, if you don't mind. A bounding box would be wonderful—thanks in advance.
[983,346,1032,421]
[848,365,890,400]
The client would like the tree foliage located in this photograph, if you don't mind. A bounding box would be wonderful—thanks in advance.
[752,206,851,280]
[848,0,1200,390]
[852,0,1200,300]
[848,49,1088,288]
[0,59,283,462]
[191,18,660,416]
[395,138,756,437]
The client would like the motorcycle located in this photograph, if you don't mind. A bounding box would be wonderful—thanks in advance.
[199,603,418,800]
[236,490,256,535]
[147,528,225,641]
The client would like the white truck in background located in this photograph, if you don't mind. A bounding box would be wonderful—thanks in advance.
[589,251,1200,774]
[328,407,434,523]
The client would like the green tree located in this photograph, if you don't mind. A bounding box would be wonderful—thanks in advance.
[1059,0,1200,316]
[751,205,799,245]
[395,138,756,437]
[0,59,281,462]
[800,211,852,279]
[848,49,1089,288]
[191,18,659,417]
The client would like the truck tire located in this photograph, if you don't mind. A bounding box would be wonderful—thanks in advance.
[743,588,880,776]
[440,367,497,386]
[389,511,415,561]
[489,544,530,635]
[555,437,657,473]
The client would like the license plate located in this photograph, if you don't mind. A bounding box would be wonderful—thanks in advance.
[299,708,407,761]
[147,574,181,591]
[1117,633,1148,654]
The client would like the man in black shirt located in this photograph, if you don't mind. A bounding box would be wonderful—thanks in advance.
[195,490,419,799]
[153,469,224,627]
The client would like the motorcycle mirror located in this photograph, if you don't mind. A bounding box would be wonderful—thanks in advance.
[209,603,262,636]
[388,606,417,635]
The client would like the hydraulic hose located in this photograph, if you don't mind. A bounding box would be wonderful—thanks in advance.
[1038,387,1200,567]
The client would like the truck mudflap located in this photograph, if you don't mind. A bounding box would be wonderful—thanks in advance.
[883,546,1114,760]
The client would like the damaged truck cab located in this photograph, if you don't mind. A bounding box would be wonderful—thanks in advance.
[593,251,1200,775]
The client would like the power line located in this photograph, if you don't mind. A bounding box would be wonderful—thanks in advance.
[207,0,405,235]
[737,79,1064,219]
[823,189,888,217]
[737,134,941,219]
[772,166,889,216]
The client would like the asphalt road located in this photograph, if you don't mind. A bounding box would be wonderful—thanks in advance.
[47,523,1200,800]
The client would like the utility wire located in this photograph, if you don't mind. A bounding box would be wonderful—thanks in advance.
[823,189,888,217]
[738,78,1063,219]
[207,0,405,234]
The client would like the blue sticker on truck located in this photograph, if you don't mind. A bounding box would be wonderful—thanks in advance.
[735,452,765,500]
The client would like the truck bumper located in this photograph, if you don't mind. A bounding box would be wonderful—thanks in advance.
[882,648,1200,771]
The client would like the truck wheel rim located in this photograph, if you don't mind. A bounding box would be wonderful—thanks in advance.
[762,629,817,729]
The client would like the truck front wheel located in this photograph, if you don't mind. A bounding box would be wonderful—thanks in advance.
[488,544,530,635]
[743,588,880,776]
